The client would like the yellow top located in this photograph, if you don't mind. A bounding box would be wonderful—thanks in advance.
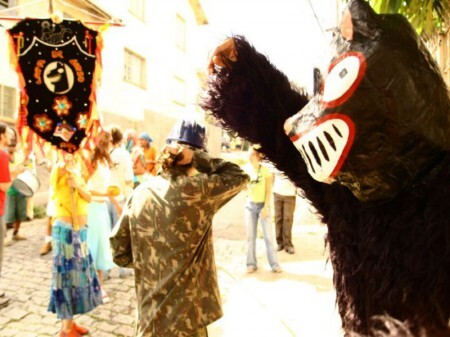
[50,165,89,220]
[243,163,271,203]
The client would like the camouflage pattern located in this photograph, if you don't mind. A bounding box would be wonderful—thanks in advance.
[110,150,249,337]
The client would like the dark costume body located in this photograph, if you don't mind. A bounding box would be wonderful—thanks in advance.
[203,1,450,336]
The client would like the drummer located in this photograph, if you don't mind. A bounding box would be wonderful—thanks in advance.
[4,141,27,246]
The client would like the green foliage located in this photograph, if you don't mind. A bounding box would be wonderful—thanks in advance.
[369,0,449,37]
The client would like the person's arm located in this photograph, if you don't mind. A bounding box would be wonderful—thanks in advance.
[133,150,146,175]
[124,152,135,196]
[67,174,92,203]
[261,171,274,219]
[9,163,26,180]
[203,35,343,219]
[190,150,250,211]
[110,202,133,268]
[162,143,249,210]
[0,182,10,192]
[0,153,12,192]
[148,146,158,174]
[107,194,123,215]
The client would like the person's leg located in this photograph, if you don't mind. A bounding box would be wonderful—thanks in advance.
[26,196,33,221]
[0,215,4,276]
[0,216,7,306]
[61,319,74,334]
[106,200,116,230]
[111,199,131,278]
[283,195,296,253]
[260,207,281,272]
[40,217,53,255]
[91,202,114,302]
[97,270,104,287]
[42,195,56,254]
[103,200,117,281]
[4,195,14,246]
[12,194,27,240]
[273,193,284,250]
[245,201,259,271]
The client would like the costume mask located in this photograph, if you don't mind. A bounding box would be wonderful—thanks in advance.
[285,0,450,203]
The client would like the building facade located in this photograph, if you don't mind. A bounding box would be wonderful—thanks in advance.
[0,0,222,154]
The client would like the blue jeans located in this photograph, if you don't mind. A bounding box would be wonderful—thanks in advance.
[245,201,280,269]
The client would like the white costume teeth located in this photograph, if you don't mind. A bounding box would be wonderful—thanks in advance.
[290,114,354,183]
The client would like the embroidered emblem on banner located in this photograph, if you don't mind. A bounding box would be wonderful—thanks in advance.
[8,19,102,153]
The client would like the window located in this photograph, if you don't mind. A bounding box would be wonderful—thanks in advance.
[129,0,145,20]
[0,85,17,121]
[124,49,146,88]
[172,76,186,106]
[175,14,186,51]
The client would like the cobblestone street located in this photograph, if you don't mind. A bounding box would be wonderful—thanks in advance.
[0,192,342,337]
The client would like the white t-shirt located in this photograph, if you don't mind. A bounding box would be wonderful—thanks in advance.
[110,145,134,201]
[88,160,111,202]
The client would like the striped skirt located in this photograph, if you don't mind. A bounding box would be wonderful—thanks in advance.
[48,219,103,319]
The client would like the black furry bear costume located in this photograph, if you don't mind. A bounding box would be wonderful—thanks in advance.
[202,0,450,336]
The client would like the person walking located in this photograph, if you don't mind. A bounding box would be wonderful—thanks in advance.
[0,124,16,308]
[107,125,134,227]
[106,125,134,278]
[4,142,28,245]
[242,147,282,273]
[85,131,116,301]
[273,170,297,254]
[39,159,55,256]
[139,132,158,176]
[47,155,102,337]
[110,119,249,337]
[124,129,147,187]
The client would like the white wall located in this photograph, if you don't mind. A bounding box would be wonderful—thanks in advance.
[95,0,206,124]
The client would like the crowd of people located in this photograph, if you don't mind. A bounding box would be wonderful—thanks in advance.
[0,122,165,335]
[0,119,301,336]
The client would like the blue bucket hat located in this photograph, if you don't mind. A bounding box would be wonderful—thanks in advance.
[166,120,206,149]
[139,132,153,143]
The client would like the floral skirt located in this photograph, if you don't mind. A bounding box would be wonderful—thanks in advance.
[48,219,103,319]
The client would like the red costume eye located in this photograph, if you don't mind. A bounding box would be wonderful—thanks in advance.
[321,52,366,108]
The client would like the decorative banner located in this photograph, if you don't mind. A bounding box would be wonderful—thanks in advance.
[8,19,104,154]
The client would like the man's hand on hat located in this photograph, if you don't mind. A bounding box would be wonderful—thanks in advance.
[164,143,193,165]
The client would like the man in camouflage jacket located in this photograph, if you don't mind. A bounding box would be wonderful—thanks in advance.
[110,120,249,337]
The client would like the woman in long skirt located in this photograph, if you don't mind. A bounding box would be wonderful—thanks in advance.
[48,156,102,337]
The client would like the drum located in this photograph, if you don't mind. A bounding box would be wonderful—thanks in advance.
[12,170,40,197]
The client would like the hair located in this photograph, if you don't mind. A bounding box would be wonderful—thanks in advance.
[7,127,17,146]
[249,145,265,161]
[124,129,137,139]
[91,130,113,170]
[0,123,7,135]
[110,126,123,146]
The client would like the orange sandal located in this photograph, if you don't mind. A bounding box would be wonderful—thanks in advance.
[73,322,89,335]
[59,328,81,337]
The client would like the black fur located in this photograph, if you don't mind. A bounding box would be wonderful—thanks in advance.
[202,36,450,336]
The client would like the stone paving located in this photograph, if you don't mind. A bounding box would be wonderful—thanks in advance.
[0,192,343,337]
